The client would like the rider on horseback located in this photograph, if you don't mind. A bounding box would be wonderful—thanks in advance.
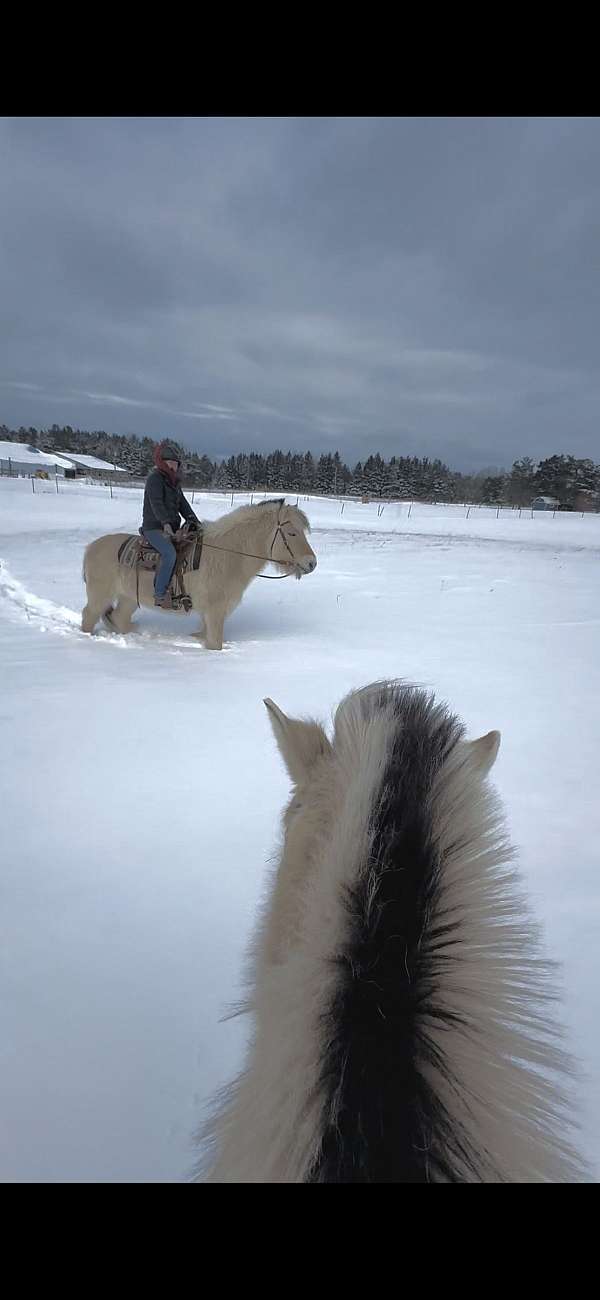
[141,442,200,608]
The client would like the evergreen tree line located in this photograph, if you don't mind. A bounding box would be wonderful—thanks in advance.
[3,424,599,507]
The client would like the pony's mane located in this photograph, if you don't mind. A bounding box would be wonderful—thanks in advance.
[199,680,585,1184]
[309,682,584,1182]
[206,498,310,539]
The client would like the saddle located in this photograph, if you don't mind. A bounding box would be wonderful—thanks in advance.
[117,529,204,612]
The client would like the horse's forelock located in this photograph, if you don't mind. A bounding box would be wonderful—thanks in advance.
[283,505,311,533]
[334,681,403,734]
[256,497,285,510]
[255,499,310,532]
[332,683,465,779]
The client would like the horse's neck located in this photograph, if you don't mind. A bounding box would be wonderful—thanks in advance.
[213,510,276,555]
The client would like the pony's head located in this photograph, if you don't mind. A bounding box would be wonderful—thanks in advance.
[262,682,502,975]
[259,499,316,579]
[203,681,583,1183]
[264,680,499,837]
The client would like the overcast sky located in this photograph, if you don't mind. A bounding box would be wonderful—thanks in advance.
[1,116,599,471]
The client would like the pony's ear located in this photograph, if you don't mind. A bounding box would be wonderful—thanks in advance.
[264,698,332,784]
[467,729,501,775]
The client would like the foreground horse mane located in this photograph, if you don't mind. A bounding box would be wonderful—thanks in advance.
[198,681,585,1182]
[206,498,310,539]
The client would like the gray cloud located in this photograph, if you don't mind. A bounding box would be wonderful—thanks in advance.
[1,116,600,469]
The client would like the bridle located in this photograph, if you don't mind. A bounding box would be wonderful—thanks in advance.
[198,509,303,579]
[264,513,299,576]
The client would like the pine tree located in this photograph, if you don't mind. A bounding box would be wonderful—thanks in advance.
[363,453,388,497]
[301,451,315,493]
[507,456,537,506]
[481,475,505,503]
[534,455,572,503]
[349,461,365,496]
[213,460,233,490]
[315,453,334,494]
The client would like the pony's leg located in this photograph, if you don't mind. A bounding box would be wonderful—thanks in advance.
[105,596,137,633]
[204,603,225,650]
[190,607,207,642]
[81,601,106,634]
[82,567,116,634]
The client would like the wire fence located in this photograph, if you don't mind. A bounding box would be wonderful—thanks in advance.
[1,469,598,520]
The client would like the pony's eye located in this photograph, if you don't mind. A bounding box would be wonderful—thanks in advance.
[287,531,297,537]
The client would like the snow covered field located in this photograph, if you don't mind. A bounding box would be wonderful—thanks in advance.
[1,477,599,1182]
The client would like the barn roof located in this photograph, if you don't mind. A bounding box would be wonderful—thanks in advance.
[0,440,74,470]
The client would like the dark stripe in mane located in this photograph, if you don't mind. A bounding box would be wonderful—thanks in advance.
[308,685,489,1183]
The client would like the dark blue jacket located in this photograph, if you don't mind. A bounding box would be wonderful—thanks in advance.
[142,468,199,532]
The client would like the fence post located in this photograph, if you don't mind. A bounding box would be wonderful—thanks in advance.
[466,507,471,519]
[341,502,345,515]
[496,505,500,518]
[231,492,234,506]
[55,474,59,494]
[31,475,35,493]
[191,490,195,504]
[109,481,113,499]
[408,502,412,519]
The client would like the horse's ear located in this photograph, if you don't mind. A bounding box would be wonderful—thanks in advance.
[467,729,501,775]
[264,698,332,784]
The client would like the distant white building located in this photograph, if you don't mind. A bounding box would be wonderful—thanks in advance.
[531,495,561,511]
[0,440,74,477]
[54,452,128,476]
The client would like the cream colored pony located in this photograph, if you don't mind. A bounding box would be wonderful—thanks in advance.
[200,681,585,1183]
[82,498,316,649]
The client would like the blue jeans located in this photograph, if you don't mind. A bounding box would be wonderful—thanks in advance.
[142,529,176,597]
